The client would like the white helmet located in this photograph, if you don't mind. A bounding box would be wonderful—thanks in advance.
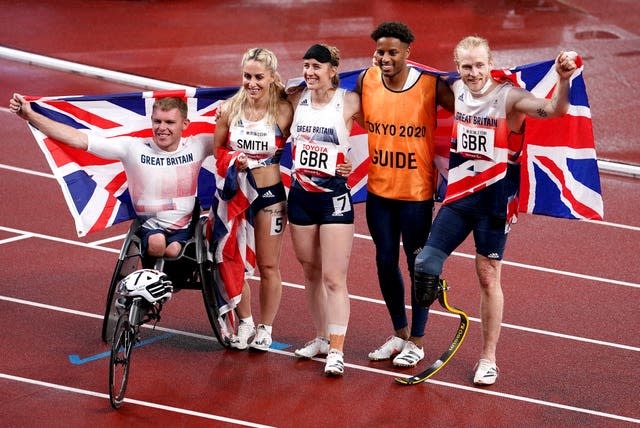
[118,269,173,303]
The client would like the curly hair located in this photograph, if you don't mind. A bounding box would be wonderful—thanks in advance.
[370,21,415,44]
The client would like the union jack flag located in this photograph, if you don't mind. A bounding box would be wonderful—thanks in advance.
[25,57,602,243]
[498,58,604,219]
[408,57,603,220]
[209,149,257,315]
[25,88,237,237]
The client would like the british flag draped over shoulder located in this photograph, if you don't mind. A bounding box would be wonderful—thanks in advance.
[409,56,603,221]
[24,56,603,236]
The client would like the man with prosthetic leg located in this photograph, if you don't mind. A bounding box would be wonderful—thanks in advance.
[413,35,580,386]
[394,247,469,386]
[414,247,448,308]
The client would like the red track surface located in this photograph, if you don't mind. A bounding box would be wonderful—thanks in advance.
[1,1,639,427]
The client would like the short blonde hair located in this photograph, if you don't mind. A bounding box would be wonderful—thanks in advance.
[153,97,188,119]
[453,36,492,65]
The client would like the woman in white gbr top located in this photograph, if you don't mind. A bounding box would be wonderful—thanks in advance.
[214,47,293,352]
[287,44,361,376]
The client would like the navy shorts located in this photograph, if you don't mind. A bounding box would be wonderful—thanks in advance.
[139,226,193,255]
[427,204,509,260]
[287,185,354,226]
[252,182,287,212]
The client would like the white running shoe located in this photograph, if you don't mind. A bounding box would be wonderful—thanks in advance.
[249,324,272,352]
[368,336,406,361]
[392,340,425,367]
[230,321,255,350]
[473,359,499,385]
[294,336,330,359]
[324,349,345,376]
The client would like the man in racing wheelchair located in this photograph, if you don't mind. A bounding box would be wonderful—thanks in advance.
[10,94,210,259]
[9,93,231,346]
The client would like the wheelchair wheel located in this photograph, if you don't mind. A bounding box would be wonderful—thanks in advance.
[101,233,143,342]
[109,313,135,409]
[102,264,122,343]
[200,260,233,348]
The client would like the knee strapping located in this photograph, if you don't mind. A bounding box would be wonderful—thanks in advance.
[415,246,448,276]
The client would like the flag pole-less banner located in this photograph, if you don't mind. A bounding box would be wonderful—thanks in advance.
[25,87,237,236]
[23,57,602,239]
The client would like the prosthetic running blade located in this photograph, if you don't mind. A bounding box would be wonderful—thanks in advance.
[395,280,469,385]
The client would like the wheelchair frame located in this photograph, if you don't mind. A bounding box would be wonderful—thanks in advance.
[100,213,233,349]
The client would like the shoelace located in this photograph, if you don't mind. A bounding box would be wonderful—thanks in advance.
[326,357,344,372]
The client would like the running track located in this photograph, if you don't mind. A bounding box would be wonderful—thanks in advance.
[1,2,639,427]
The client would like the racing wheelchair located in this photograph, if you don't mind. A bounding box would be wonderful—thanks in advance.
[101,205,234,408]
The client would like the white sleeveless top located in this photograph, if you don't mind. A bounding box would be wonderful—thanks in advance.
[228,115,284,168]
[444,80,520,216]
[290,88,350,191]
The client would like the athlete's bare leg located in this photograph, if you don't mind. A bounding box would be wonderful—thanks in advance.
[475,255,503,362]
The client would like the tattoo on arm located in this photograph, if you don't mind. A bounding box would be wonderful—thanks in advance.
[536,108,548,118]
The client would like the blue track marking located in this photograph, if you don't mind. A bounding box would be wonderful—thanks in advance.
[269,341,290,350]
[69,334,290,364]
[68,333,174,365]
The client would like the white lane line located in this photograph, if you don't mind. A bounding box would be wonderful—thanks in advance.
[0,226,119,254]
[0,373,274,428]
[354,233,640,289]
[0,295,219,342]
[277,280,640,352]
[452,251,640,289]
[1,297,638,425]
[87,234,128,246]
[0,162,55,179]
[0,234,32,245]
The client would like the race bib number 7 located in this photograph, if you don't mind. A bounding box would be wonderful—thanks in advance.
[456,123,495,161]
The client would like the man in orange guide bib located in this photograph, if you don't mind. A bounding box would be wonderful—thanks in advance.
[356,21,454,369]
